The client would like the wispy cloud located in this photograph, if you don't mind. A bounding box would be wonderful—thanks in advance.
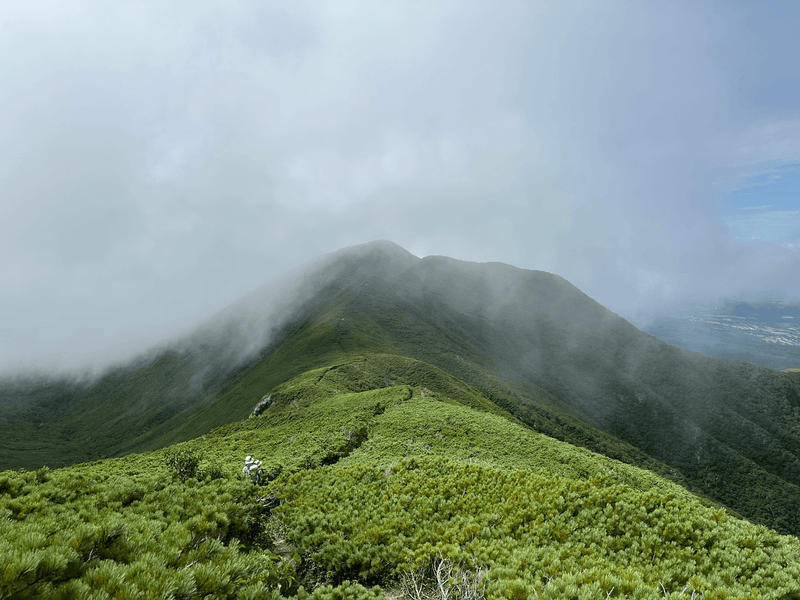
[1,1,800,372]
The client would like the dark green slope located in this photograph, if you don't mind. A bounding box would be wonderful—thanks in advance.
[3,240,800,538]
[0,352,217,469]
[361,254,800,535]
[188,246,800,535]
[0,242,418,470]
[159,257,800,535]
[183,295,693,494]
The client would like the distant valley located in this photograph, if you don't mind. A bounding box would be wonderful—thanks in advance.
[641,301,800,371]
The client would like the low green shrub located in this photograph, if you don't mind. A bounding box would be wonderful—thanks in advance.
[164,448,202,482]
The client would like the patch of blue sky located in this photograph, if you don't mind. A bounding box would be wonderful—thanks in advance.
[720,162,800,246]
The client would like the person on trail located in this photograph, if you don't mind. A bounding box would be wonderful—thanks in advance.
[243,456,263,485]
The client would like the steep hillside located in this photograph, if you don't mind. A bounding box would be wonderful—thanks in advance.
[359,253,800,535]
[3,240,800,539]
[3,355,799,598]
[0,242,420,470]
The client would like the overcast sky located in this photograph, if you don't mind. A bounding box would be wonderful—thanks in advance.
[2,0,800,374]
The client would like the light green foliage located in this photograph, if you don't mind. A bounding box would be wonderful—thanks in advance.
[196,355,694,498]
[164,447,203,482]
[5,249,800,543]
[275,457,800,598]
[0,452,295,598]
[2,353,800,598]
[295,581,385,600]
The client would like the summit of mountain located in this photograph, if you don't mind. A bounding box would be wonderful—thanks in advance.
[2,241,800,537]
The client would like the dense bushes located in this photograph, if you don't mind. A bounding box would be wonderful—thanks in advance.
[3,356,800,598]
[0,454,294,599]
[274,456,800,598]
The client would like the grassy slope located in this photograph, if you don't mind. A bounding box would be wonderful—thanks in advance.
[171,292,699,496]
[4,244,800,541]
[0,284,775,532]
[2,354,799,599]
[209,354,693,496]
[374,257,800,537]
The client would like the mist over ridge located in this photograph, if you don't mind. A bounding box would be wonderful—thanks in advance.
[3,1,800,399]
[5,239,798,382]
[143,239,630,386]
[3,239,800,537]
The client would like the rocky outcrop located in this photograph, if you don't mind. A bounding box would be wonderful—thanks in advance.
[251,395,273,417]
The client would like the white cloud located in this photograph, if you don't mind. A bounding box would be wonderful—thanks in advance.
[2,0,800,372]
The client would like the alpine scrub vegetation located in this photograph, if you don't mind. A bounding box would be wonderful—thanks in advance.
[5,241,800,541]
[0,460,291,599]
[2,353,800,599]
[276,457,800,598]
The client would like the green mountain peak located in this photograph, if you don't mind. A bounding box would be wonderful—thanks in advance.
[3,241,800,597]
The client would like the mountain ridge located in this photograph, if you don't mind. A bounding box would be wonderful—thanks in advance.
[2,240,800,538]
[4,352,800,597]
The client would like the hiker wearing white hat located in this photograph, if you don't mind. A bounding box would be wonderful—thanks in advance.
[243,456,262,484]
